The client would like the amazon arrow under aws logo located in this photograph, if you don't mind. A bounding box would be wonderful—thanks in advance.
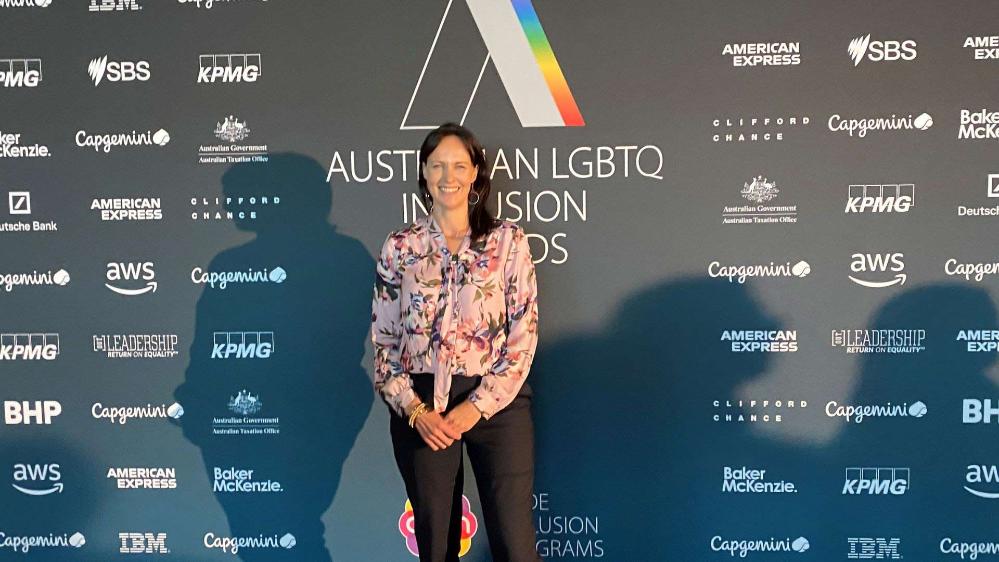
[848,252,906,288]
[12,463,63,496]
[401,0,584,129]
[105,261,157,296]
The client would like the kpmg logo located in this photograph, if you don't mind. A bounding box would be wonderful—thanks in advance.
[713,399,807,424]
[846,184,914,213]
[828,112,933,137]
[0,333,59,360]
[0,269,70,292]
[91,402,184,424]
[213,466,283,493]
[708,260,811,283]
[965,465,999,499]
[87,56,150,86]
[3,401,61,425]
[197,53,260,83]
[191,266,286,289]
[0,131,50,159]
[849,253,906,288]
[0,531,86,553]
[105,261,156,295]
[107,467,177,489]
[847,537,902,559]
[722,466,797,493]
[958,330,999,353]
[712,115,810,143]
[91,198,163,221]
[723,42,800,66]
[12,463,62,495]
[965,36,999,60]
[842,467,910,495]
[721,330,797,352]
[89,0,140,11]
[0,58,42,88]
[964,399,999,424]
[723,176,798,225]
[93,334,179,359]
[214,390,279,436]
[848,34,917,65]
[119,533,169,554]
[831,329,926,354]
[959,109,999,140]
[825,400,927,424]
[711,536,810,557]
[212,332,273,359]
[204,532,296,554]
[401,0,583,129]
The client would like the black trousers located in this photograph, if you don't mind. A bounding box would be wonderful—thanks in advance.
[391,373,541,562]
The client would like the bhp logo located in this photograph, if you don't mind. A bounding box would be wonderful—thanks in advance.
[4,400,62,425]
[402,0,583,129]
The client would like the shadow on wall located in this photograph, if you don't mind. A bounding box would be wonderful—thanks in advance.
[531,277,999,559]
[173,153,374,561]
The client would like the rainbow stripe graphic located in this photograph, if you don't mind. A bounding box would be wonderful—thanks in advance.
[466,0,584,127]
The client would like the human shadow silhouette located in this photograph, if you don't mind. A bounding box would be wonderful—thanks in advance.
[173,153,373,561]
[827,283,999,557]
[531,277,820,560]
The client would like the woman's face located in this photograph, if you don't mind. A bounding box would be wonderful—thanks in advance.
[423,135,478,213]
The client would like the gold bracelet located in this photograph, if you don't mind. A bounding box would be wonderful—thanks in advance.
[408,402,429,428]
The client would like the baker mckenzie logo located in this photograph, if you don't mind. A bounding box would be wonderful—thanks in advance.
[711,536,810,557]
[842,467,909,495]
[965,36,999,60]
[847,537,902,559]
[846,184,914,213]
[721,330,797,352]
[204,532,296,554]
[0,333,59,360]
[831,329,926,354]
[0,58,42,88]
[213,390,279,436]
[0,269,70,292]
[959,109,999,141]
[91,402,184,424]
[722,466,797,493]
[402,0,582,129]
[107,467,177,489]
[12,463,62,495]
[0,531,86,553]
[849,253,906,288]
[825,400,927,424]
[192,266,286,289]
[958,330,999,353]
[105,261,156,295]
[848,34,917,65]
[93,334,179,359]
[212,332,273,359]
[723,42,800,66]
[709,260,810,283]
[197,53,260,83]
[828,112,933,137]
[119,533,168,554]
[0,131,50,159]
[213,466,283,493]
[722,176,798,225]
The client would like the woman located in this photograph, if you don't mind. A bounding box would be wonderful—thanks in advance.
[371,123,541,562]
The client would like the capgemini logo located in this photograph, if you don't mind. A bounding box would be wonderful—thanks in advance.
[399,496,477,557]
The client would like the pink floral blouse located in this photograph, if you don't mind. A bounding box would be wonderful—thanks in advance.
[371,215,539,420]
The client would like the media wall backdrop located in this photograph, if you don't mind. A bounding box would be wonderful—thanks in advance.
[4,0,999,559]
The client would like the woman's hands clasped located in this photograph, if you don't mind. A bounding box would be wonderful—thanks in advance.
[408,399,482,451]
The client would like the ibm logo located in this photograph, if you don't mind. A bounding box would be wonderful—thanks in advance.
[847,537,902,559]
[89,0,141,11]
[212,331,273,359]
[0,333,59,361]
[842,467,910,495]
[0,58,42,88]
[119,532,169,554]
[845,184,914,213]
[197,53,261,83]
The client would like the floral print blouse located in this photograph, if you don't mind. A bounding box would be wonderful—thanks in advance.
[371,215,539,420]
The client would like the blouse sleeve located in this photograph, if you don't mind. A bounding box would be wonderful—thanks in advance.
[371,232,417,417]
[469,226,539,419]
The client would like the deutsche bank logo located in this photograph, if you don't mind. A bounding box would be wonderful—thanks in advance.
[212,331,273,359]
[988,174,999,198]
[8,191,30,214]
[198,53,261,83]
[842,467,909,495]
[401,0,583,129]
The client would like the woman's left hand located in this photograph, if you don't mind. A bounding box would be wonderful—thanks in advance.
[444,400,483,434]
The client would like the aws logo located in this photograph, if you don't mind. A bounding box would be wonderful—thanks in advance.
[12,463,63,496]
[966,464,999,499]
[401,0,583,129]
[849,252,906,288]
[105,261,156,296]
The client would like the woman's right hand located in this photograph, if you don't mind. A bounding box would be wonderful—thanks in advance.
[413,409,462,451]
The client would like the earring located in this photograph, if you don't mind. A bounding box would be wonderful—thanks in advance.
[468,189,480,206]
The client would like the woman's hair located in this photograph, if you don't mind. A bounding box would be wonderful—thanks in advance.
[418,122,499,241]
